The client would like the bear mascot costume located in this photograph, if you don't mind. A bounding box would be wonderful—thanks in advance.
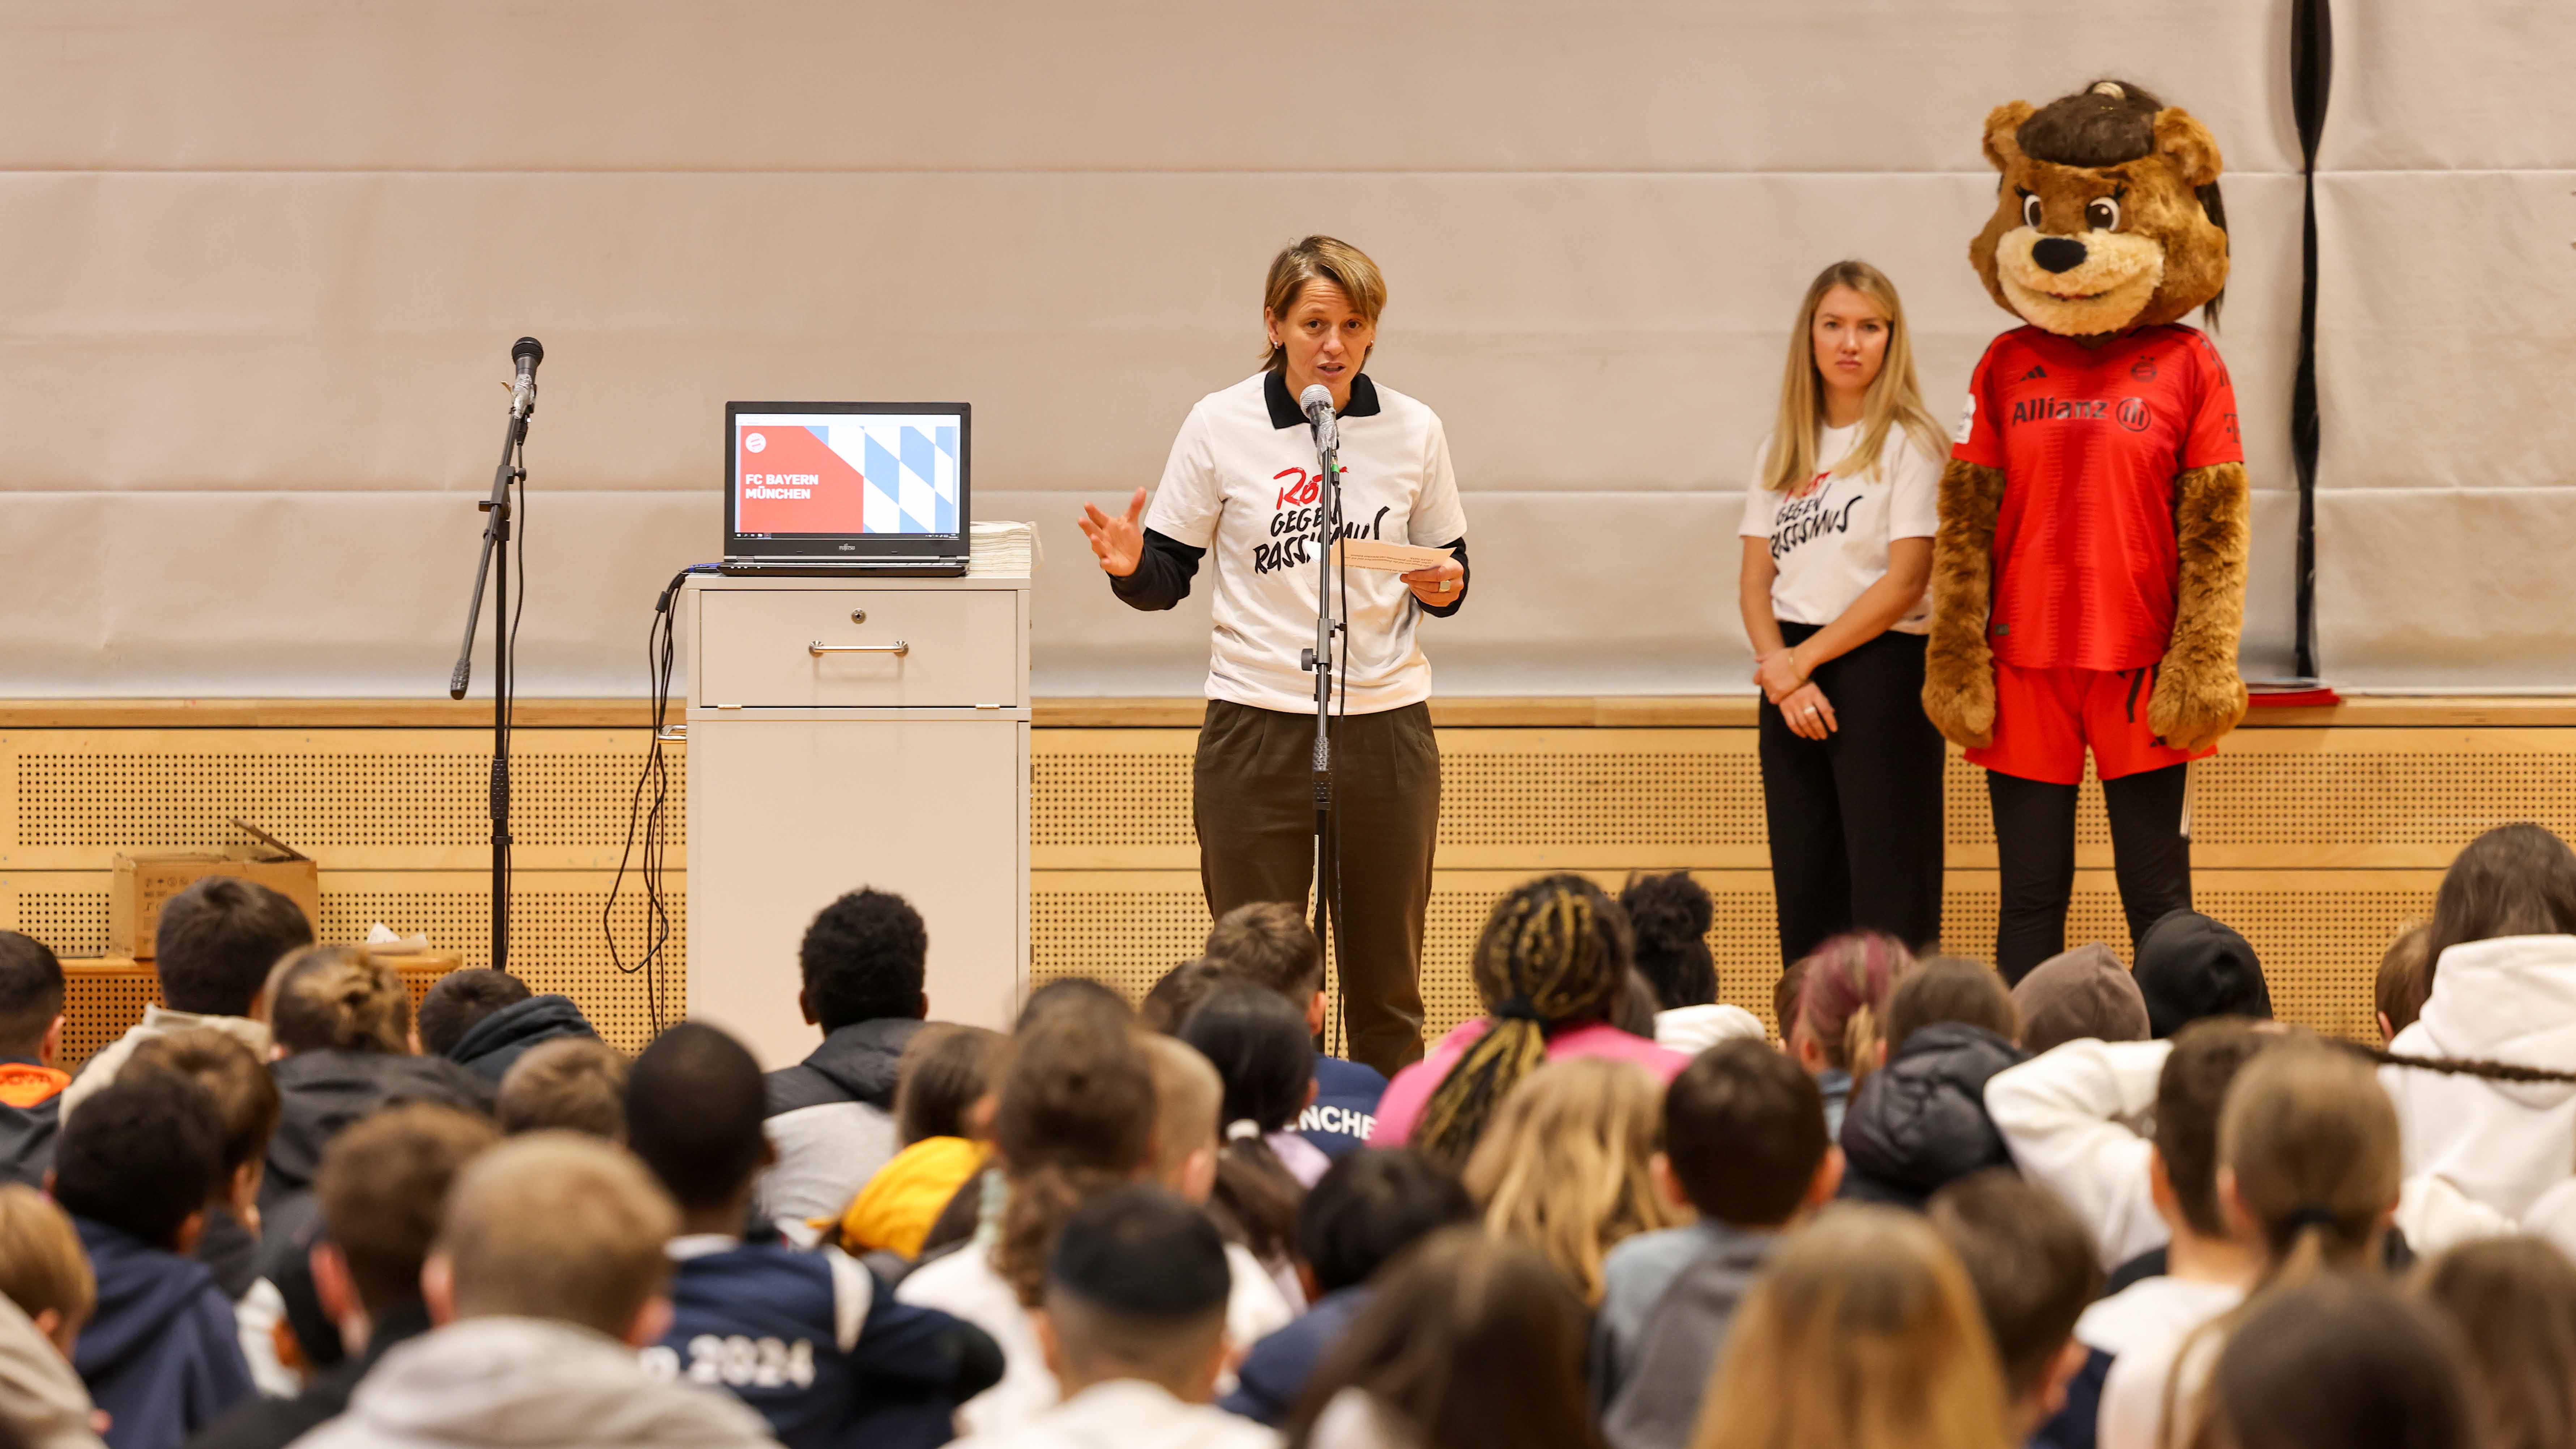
[1923,80,2249,983]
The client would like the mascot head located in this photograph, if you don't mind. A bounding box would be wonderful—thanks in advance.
[1971,79,2229,338]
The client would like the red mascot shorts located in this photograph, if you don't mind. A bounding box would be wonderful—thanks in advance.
[1965,661,2217,785]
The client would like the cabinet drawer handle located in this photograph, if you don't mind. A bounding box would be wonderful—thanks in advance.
[809,640,910,656]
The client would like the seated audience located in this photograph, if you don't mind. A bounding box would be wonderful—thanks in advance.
[1137,959,1224,1036]
[0,935,68,1189]
[957,1186,1274,1449]
[2131,910,2270,1038]
[494,1038,628,1139]
[830,1023,1004,1260]
[1016,979,1131,1031]
[2211,1279,2478,1449]
[2410,1236,2576,1449]
[1202,902,1389,1157]
[2374,922,2432,1044]
[1594,1041,1838,1449]
[57,1074,254,1449]
[1690,1205,2011,1449]
[1618,873,1762,1053]
[1927,1171,2104,1446]
[260,946,490,1216]
[764,888,931,1221]
[1838,956,2025,1208]
[896,1010,1158,1436]
[626,1022,1003,1449]
[1179,984,1324,1287]
[65,878,309,1119]
[295,1134,772,1449]
[2378,823,2576,1224]
[1376,875,1686,1166]
[2010,944,2151,1056]
[1131,1036,1300,1355]
[116,1031,279,1300]
[415,970,600,1083]
[1464,1058,1683,1306]
[0,1185,103,1449]
[1218,1149,1473,1428]
[2101,1042,2402,1449]
[1288,1227,1601,1449]
[1781,931,1910,1137]
[187,1103,500,1449]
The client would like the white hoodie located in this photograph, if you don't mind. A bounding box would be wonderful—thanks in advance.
[2380,935,2576,1222]
[1983,1038,2173,1271]
[287,1317,776,1449]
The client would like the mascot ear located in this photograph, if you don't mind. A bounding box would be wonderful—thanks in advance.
[2153,107,2225,189]
[1982,101,2035,173]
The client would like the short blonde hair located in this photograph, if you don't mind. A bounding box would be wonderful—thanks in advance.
[1139,1033,1221,1188]
[1463,1057,1688,1305]
[1261,236,1387,373]
[0,1185,94,1332]
[496,1037,629,1140]
[435,1132,676,1337]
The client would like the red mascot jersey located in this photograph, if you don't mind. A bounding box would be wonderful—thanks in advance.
[1952,324,2242,673]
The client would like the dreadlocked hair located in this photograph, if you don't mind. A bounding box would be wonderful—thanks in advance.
[988,1012,1156,1307]
[1414,875,1633,1171]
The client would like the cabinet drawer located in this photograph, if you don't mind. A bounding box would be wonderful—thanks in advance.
[697,589,1019,707]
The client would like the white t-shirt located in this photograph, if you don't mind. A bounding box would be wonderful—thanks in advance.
[1736,421,1940,634]
[2093,1278,2246,1449]
[1145,372,1470,714]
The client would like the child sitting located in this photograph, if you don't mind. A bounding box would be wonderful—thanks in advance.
[762,888,933,1223]
[0,1184,102,1449]
[958,1186,1273,1449]
[0,933,69,1188]
[1618,873,1763,1053]
[1177,983,1323,1288]
[1928,1171,2104,1446]
[831,1024,1005,1260]
[1595,1040,1839,1449]
[1137,960,1225,1036]
[1837,956,2025,1208]
[116,1031,279,1301]
[64,878,309,1119]
[1466,1057,1687,1308]
[494,1038,628,1139]
[1218,1149,1473,1428]
[1781,932,1910,1138]
[414,969,601,1083]
[56,1074,254,1449]
[626,1022,1002,1449]
[1131,1036,1301,1356]
[1201,902,1387,1157]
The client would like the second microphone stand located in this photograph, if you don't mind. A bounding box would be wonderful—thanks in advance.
[448,386,530,971]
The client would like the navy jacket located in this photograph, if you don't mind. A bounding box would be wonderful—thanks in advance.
[261,1051,494,1218]
[73,1217,256,1449]
[447,995,600,1083]
[0,1060,65,1188]
[648,1236,1001,1449]
[1219,1285,1369,1427]
[183,1299,433,1449]
[1299,1059,1388,1158]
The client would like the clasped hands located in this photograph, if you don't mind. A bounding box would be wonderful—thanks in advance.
[1754,646,1838,740]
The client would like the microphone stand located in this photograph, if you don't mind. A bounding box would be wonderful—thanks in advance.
[1300,414,1343,1009]
[448,396,529,972]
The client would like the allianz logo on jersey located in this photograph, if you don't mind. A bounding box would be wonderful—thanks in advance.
[2010,396,2153,433]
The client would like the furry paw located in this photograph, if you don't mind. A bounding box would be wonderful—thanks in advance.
[2148,657,2248,753]
[1921,653,1996,751]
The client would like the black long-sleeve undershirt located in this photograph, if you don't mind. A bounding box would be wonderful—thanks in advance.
[1108,531,1471,616]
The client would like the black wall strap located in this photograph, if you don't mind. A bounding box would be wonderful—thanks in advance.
[2289,0,2334,680]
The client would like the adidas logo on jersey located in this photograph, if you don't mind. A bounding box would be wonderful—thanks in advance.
[2020,364,2048,381]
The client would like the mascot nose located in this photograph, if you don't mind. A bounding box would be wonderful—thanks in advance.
[2032,236,2089,274]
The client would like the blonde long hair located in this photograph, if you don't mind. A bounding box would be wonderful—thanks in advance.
[1463,1057,1687,1305]
[1764,260,1948,493]
[1693,1204,2014,1449]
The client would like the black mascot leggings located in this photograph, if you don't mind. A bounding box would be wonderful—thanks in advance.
[1988,762,2193,984]
[1759,623,1946,966]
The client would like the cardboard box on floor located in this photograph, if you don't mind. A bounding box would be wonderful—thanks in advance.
[110,825,320,959]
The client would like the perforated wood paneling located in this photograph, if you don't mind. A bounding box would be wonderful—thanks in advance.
[52,962,463,1070]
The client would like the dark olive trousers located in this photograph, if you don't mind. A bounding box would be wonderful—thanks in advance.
[1193,699,1439,1076]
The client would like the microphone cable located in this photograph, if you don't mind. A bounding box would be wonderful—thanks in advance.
[603,563,721,1032]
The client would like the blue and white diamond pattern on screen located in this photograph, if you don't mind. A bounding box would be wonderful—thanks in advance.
[820,419,960,534]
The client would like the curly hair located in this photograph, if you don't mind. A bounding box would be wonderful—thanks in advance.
[990,1013,1157,1306]
[798,888,930,1031]
[1414,875,1633,1170]
[1620,872,1715,1011]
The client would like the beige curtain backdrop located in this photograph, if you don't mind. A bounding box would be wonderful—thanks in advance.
[0,1,2312,697]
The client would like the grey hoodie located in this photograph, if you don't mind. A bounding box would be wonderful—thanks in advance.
[287,1317,776,1449]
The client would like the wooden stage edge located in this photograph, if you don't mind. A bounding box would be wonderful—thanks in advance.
[3,694,2575,730]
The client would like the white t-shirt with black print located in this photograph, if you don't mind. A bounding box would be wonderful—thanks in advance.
[1145,372,1469,714]
[1737,421,1940,635]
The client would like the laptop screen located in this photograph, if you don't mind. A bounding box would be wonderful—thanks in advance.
[726,402,970,557]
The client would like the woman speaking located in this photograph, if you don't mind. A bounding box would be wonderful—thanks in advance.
[1078,235,1468,1076]
[1739,260,1949,965]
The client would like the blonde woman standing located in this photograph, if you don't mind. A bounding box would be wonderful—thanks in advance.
[1740,260,1952,966]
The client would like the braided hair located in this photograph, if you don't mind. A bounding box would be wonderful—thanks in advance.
[1414,875,1633,1170]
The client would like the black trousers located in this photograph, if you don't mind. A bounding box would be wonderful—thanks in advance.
[1192,700,1439,1076]
[1759,624,1946,966]
[1988,762,2193,984]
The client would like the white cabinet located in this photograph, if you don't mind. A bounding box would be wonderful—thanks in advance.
[684,573,1030,1067]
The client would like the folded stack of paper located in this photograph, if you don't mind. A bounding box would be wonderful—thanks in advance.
[970,520,1041,577]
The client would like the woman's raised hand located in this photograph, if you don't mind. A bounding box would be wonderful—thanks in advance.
[1078,488,1147,577]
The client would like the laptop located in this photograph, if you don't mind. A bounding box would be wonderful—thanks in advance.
[720,401,971,575]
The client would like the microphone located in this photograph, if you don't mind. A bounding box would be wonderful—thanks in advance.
[509,336,543,421]
[1300,382,1337,454]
